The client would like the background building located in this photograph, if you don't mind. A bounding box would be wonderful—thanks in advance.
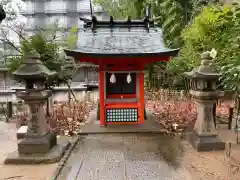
[18,0,107,88]
[0,0,107,103]
[21,0,108,33]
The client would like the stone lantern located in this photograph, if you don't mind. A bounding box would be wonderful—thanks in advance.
[5,50,70,164]
[184,51,225,151]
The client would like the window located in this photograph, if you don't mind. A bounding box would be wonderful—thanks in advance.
[106,73,136,95]
[67,1,77,12]
[58,15,67,28]
[25,0,34,14]
[27,16,35,29]
[77,1,88,12]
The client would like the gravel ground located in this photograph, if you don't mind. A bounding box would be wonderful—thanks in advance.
[183,141,240,180]
[0,121,58,180]
[183,124,240,180]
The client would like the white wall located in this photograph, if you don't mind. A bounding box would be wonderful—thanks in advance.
[53,90,98,102]
[0,89,99,103]
[25,0,34,14]
[44,0,66,13]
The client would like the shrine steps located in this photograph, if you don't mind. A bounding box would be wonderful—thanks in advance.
[79,110,164,135]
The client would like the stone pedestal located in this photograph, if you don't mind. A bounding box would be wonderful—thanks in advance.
[18,132,57,154]
[189,132,225,151]
[188,91,225,151]
[5,90,70,164]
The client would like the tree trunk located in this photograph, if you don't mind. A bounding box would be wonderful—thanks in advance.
[147,65,154,90]
[66,83,77,101]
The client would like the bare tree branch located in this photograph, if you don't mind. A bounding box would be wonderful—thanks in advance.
[7,24,27,41]
[0,37,21,53]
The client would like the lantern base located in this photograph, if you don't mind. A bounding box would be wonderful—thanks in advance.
[4,136,70,164]
[188,131,225,152]
[17,131,57,154]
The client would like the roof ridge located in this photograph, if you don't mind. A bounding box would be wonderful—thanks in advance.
[79,16,155,29]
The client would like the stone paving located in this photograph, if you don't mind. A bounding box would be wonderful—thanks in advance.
[65,134,192,180]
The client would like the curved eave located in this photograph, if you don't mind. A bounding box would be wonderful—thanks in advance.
[64,48,180,59]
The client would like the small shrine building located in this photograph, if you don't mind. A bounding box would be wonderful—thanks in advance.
[65,16,179,126]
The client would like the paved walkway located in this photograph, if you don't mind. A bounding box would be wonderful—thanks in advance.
[64,134,192,180]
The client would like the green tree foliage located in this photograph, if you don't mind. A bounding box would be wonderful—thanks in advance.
[159,0,184,47]
[8,32,63,87]
[7,25,78,88]
[94,0,226,48]
[94,0,195,48]
[94,0,142,19]
[192,0,219,17]
[220,2,240,91]
[168,3,240,90]
[66,25,78,50]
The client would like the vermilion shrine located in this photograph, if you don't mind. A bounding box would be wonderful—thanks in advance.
[65,16,179,126]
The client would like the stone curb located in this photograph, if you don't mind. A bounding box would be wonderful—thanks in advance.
[51,136,81,180]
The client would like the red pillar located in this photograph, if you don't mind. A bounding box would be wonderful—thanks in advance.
[99,67,105,126]
[139,70,145,124]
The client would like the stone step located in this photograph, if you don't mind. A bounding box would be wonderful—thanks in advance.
[16,126,28,139]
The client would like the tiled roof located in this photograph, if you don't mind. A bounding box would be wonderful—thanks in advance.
[65,17,179,58]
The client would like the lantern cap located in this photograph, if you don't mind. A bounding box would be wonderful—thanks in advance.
[184,51,221,80]
[12,49,56,82]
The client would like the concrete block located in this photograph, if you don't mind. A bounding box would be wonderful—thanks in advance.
[16,126,28,139]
